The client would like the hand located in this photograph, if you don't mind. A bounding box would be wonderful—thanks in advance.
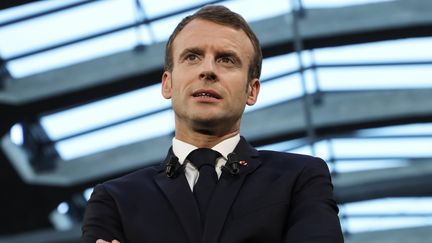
[96,239,120,243]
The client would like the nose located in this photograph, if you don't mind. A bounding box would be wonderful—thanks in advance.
[199,71,217,81]
[199,57,217,81]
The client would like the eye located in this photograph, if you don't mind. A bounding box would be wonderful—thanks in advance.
[218,56,234,64]
[185,54,199,61]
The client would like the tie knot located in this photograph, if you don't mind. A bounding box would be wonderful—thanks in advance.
[187,148,221,170]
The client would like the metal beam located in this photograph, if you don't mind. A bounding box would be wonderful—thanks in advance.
[334,159,432,203]
[3,89,432,186]
[241,89,432,143]
[257,0,432,55]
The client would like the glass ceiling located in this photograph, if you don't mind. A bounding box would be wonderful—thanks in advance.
[35,36,432,160]
[341,197,432,233]
[0,0,395,78]
[3,0,432,235]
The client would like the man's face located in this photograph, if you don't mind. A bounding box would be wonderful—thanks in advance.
[162,19,260,133]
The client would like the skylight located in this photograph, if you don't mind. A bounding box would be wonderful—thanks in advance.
[1,0,399,78]
[34,36,432,160]
[341,197,432,233]
[40,83,170,140]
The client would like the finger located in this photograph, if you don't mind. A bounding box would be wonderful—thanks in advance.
[112,240,121,243]
[96,240,109,243]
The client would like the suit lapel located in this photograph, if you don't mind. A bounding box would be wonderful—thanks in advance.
[154,150,202,243]
[203,137,261,243]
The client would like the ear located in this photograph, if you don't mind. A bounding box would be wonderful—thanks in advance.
[246,78,260,106]
[161,71,172,99]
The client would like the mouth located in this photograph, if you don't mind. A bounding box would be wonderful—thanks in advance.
[192,89,222,99]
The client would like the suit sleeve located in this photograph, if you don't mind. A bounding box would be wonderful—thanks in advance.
[81,184,127,243]
[284,158,344,243]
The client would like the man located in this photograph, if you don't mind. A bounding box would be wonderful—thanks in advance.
[81,5,343,243]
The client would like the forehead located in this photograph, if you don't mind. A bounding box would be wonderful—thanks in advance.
[171,19,254,60]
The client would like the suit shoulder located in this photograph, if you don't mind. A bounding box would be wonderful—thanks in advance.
[257,150,328,171]
[101,164,162,191]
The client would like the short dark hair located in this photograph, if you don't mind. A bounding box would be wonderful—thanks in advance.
[164,5,262,81]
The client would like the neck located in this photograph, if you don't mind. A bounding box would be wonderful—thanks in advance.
[175,123,240,148]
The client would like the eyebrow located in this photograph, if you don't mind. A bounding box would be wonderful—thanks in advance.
[179,47,204,60]
[178,47,243,66]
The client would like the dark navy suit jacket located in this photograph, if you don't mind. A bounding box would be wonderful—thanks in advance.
[81,137,343,243]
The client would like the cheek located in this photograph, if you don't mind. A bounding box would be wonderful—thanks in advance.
[229,84,249,104]
[170,80,190,101]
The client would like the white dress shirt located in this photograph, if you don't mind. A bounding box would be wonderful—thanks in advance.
[172,134,240,191]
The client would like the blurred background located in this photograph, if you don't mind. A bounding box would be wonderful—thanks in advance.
[0,0,432,242]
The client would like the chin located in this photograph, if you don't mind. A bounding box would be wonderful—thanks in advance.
[193,116,220,126]
[193,115,238,132]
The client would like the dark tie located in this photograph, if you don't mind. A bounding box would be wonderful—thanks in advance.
[187,148,221,223]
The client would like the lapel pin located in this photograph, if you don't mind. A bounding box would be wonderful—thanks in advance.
[239,160,247,166]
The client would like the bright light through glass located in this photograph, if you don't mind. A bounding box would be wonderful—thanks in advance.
[83,188,94,201]
[246,75,302,112]
[317,65,432,90]
[56,202,70,215]
[314,37,432,63]
[40,84,170,140]
[146,0,291,42]
[10,123,24,146]
[0,0,136,58]
[332,138,432,158]
[303,0,395,8]
[356,123,432,136]
[55,109,175,160]
[140,0,210,19]
[0,0,82,23]
[343,197,432,215]
[341,197,432,233]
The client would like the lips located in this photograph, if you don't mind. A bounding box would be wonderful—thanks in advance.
[192,89,222,99]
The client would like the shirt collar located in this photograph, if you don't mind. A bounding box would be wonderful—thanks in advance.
[172,134,240,165]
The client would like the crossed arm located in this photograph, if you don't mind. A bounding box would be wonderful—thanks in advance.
[96,240,120,243]
[81,184,127,243]
[81,157,343,242]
